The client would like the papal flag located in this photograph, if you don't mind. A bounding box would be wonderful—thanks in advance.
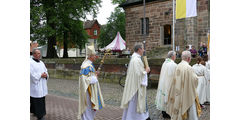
[176,0,197,19]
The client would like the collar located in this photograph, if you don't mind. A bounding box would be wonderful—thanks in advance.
[166,58,173,62]
[132,52,141,58]
[32,58,40,63]
[85,59,93,64]
[181,60,189,65]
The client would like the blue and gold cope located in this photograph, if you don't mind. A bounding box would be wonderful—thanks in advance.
[79,65,95,76]
[79,64,103,110]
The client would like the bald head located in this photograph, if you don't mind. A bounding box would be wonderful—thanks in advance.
[181,50,191,63]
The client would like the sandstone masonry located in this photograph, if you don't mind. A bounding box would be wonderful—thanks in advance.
[120,0,209,54]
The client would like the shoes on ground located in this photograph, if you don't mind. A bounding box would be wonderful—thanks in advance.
[37,116,45,120]
[201,104,206,109]
[146,117,151,120]
[162,111,171,119]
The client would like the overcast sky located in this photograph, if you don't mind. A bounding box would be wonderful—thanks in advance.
[86,0,118,25]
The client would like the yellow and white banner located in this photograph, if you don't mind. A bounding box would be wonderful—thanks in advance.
[176,0,197,19]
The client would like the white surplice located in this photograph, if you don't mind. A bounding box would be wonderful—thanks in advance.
[205,61,210,102]
[30,58,48,98]
[192,64,208,104]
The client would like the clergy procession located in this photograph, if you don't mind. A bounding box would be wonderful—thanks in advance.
[29,0,211,119]
[30,41,210,120]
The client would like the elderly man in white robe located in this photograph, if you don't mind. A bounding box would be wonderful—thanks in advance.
[30,49,49,120]
[78,44,105,120]
[155,51,177,119]
[192,57,208,107]
[167,51,201,120]
[121,43,151,120]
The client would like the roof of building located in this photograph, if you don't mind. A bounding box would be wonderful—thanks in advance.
[119,0,168,8]
[84,20,101,29]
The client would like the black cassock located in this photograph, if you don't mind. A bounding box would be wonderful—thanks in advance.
[30,96,46,119]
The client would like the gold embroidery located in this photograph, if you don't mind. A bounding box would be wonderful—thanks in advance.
[180,103,182,108]
[176,69,180,76]
[87,86,95,108]
[195,96,202,117]
[175,89,181,96]
[80,64,96,76]
[174,108,179,115]
[80,74,90,77]
[181,81,184,88]
[173,78,176,85]
[81,64,95,70]
[170,97,175,103]
[182,112,188,120]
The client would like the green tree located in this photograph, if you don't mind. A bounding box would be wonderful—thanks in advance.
[97,5,125,48]
[112,0,126,4]
[31,0,101,58]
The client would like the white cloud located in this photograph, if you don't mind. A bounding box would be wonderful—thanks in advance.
[86,0,118,25]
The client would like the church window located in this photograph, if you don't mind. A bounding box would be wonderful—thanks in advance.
[164,25,171,45]
[141,18,149,35]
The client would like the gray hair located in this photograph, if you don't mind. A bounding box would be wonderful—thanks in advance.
[181,50,191,60]
[134,44,143,52]
[167,51,176,58]
[32,48,40,54]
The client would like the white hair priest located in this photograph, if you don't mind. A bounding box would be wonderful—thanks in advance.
[155,51,177,119]
[167,51,202,120]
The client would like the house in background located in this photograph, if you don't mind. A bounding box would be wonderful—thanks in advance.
[56,19,101,57]
[84,19,101,50]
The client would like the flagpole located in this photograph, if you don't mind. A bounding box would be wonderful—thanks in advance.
[143,0,149,68]
[143,0,146,54]
[172,0,175,51]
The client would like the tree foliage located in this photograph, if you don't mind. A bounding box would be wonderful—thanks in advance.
[112,0,126,5]
[30,0,101,58]
[97,3,125,48]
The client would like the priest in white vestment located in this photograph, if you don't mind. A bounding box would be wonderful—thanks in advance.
[166,51,201,120]
[121,44,151,120]
[205,58,210,103]
[155,51,177,118]
[78,44,105,120]
[30,49,49,120]
[192,57,208,105]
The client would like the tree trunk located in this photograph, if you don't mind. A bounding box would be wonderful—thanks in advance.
[44,0,58,58]
[63,31,68,58]
[46,35,58,58]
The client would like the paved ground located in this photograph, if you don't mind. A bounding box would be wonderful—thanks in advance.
[31,78,210,120]
[30,95,123,120]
